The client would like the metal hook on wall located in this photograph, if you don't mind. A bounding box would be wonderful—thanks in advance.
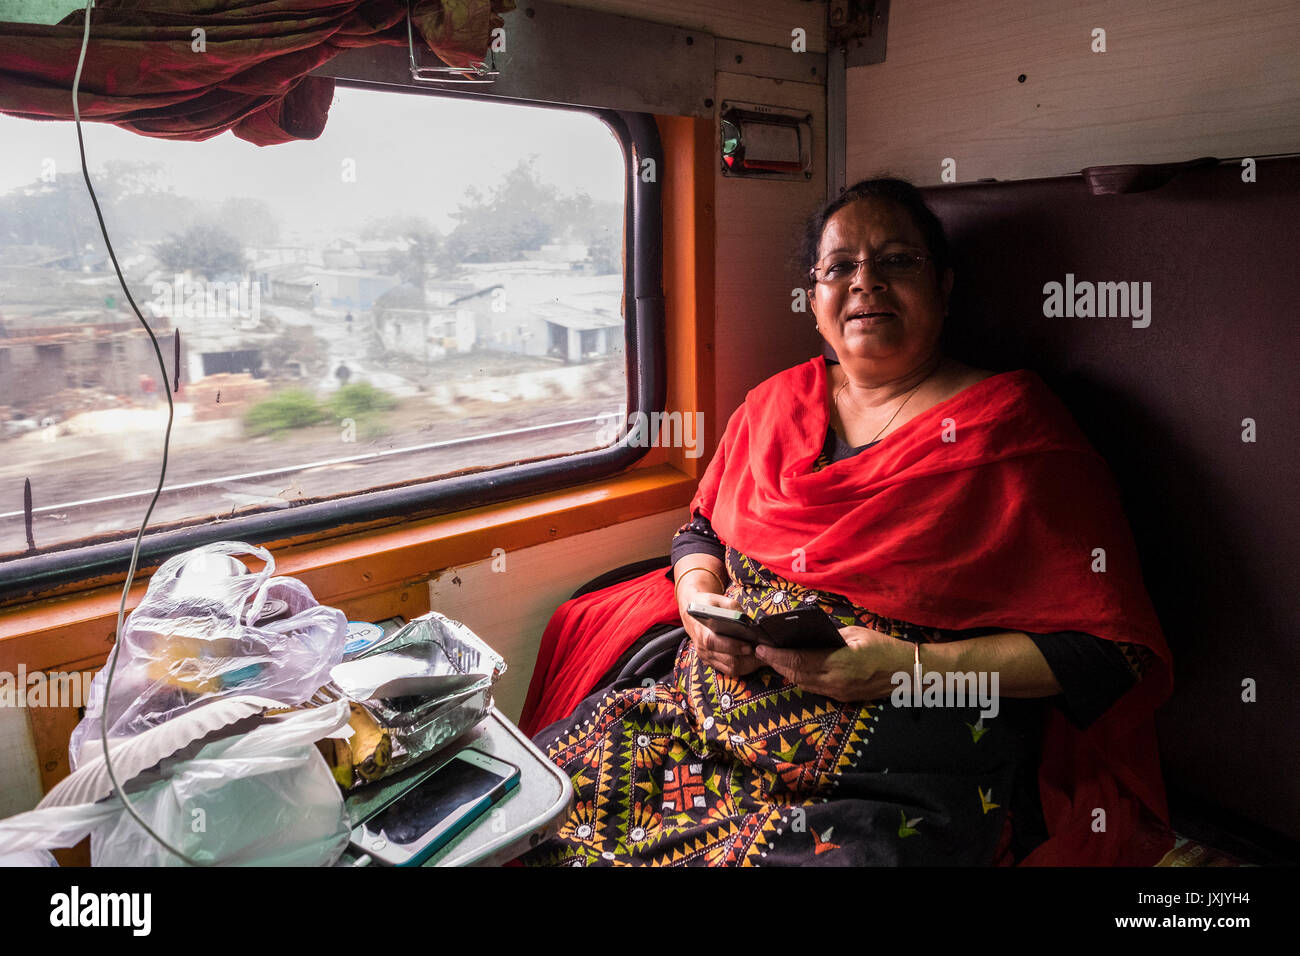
[406,0,500,85]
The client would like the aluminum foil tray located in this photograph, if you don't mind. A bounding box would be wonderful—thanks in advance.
[350,611,506,781]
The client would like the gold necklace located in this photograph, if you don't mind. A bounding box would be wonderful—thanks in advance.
[835,365,938,445]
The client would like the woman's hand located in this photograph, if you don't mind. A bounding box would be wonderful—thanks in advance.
[676,574,763,678]
[753,625,913,702]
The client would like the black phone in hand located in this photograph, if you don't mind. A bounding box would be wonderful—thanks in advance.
[687,602,846,650]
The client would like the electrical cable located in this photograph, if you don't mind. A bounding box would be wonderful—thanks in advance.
[72,0,205,866]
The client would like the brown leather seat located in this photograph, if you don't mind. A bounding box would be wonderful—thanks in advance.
[892,158,1298,861]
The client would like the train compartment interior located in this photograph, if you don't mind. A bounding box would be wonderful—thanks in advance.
[0,0,1296,880]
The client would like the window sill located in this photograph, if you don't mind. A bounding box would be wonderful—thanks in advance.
[0,463,696,673]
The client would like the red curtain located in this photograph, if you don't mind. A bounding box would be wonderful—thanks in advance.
[0,0,515,145]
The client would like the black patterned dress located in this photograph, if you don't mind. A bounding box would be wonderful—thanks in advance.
[519,543,1048,866]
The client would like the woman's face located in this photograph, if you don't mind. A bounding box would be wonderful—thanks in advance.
[809,198,953,380]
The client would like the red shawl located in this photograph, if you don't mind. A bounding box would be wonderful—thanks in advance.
[522,356,1175,866]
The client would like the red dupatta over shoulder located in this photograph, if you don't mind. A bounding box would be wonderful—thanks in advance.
[523,356,1175,866]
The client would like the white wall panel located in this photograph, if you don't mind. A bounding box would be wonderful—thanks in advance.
[712,71,827,426]
[845,0,1300,184]
[0,708,42,818]
[427,508,688,723]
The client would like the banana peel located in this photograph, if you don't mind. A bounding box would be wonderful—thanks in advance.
[311,700,391,790]
[347,701,392,783]
[317,737,354,789]
[265,685,394,791]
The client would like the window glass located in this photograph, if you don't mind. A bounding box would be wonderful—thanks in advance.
[0,87,628,560]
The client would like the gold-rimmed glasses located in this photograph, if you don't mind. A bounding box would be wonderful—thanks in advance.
[809,250,933,285]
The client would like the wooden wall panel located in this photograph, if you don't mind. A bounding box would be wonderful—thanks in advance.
[846,0,1300,185]
[557,0,826,52]
[712,71,827,426]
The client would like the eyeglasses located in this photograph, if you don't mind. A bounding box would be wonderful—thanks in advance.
[809,251,932,285]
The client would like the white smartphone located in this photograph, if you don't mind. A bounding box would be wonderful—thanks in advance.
[350,747,520,866]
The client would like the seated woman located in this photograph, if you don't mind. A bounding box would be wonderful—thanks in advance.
[518,178,1174,867]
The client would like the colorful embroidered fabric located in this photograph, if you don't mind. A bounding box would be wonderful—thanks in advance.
[519,546,1037,866]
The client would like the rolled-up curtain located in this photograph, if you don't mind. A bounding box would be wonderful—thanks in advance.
[0,0,515,145]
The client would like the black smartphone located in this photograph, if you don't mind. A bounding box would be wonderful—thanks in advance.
[687,601,846,650]
[756,607,847,649]
[686,602,763,641]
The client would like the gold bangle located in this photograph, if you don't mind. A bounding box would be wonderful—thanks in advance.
[674,566,725,604]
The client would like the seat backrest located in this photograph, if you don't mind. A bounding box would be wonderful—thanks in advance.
[888,159,1298,843]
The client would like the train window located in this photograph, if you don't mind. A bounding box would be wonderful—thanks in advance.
[0,86,662,595]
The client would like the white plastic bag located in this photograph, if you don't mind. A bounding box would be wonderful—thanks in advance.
[71,541,346,769]
[0,850,57,867]
[0,697,353,867]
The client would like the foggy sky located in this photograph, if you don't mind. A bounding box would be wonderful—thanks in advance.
[0,84,626,239]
